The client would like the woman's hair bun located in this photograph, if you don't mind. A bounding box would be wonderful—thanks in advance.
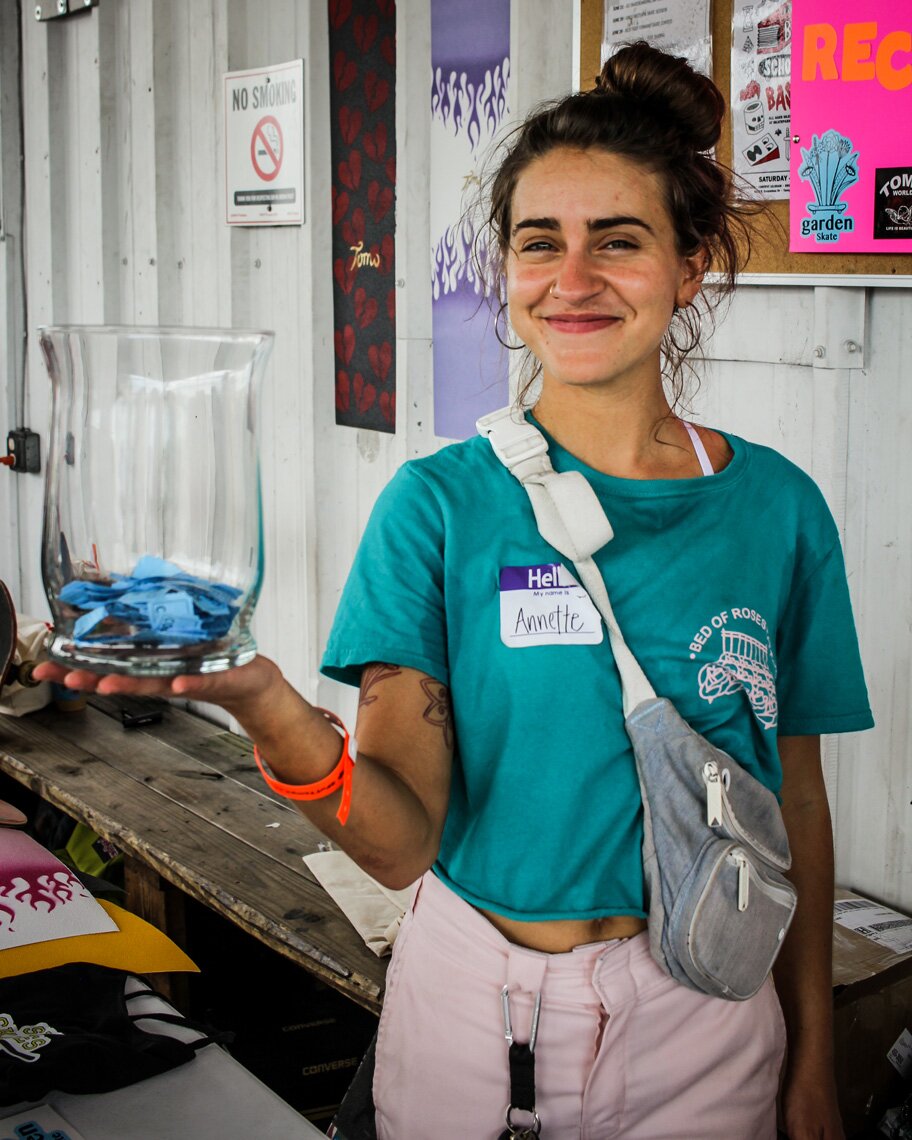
[595,40,725,153]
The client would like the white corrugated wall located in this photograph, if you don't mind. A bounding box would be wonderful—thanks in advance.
[0,0,907,911]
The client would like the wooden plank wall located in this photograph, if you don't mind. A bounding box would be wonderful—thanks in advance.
[1,0,908,912]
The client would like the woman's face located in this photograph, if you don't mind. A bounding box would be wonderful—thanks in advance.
[505,147,705,397]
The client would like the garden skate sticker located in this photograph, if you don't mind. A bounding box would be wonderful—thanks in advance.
[797,128,859,243]
[687,607,778,729]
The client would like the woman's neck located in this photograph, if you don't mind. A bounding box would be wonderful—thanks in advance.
[532,381,697,479]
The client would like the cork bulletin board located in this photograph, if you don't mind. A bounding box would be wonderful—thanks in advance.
[579,0,912,281]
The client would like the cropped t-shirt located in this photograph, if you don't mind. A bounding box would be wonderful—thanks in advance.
[321,424,873,921]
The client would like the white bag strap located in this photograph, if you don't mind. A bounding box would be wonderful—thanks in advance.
[477,406,655,715]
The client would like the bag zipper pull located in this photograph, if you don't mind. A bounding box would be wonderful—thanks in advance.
[703,761,723,828]
[733,851,750,911]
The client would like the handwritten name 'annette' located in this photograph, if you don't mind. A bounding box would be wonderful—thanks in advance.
[514,604,586,636]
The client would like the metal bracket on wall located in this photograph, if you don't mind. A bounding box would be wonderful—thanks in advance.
[812,286,868,371]
[35,0,97,20]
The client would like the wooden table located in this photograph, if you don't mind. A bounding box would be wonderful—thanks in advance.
[0,697,387,1014]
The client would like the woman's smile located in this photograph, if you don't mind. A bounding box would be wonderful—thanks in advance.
[543,311,623,334]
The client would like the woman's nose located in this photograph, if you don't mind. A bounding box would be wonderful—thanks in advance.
[550,250,604,301]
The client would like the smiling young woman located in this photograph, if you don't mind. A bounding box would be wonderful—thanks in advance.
[36,41,873,1140]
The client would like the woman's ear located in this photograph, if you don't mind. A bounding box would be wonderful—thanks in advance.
[675,249,709,308]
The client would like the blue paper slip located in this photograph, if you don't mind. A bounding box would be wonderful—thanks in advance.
[57,557,242,648]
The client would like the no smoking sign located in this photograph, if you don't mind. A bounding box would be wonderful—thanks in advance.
[225,59,304,226]
[251,116,283,181]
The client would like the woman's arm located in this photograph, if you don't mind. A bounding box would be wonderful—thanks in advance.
[773,733,844,1140]
[33,657,453,891]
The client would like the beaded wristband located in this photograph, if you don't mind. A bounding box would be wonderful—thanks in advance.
[253,708,356,825]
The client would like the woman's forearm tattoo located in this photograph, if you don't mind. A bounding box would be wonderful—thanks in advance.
[420,676,453,750]
[359,662,402,708]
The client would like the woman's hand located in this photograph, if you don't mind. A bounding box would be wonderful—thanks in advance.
[780,1065,845,1140]
[32,655,280,723]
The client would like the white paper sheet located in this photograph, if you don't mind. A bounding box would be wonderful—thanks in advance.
[601,0,712,75]
[303,849,413,957]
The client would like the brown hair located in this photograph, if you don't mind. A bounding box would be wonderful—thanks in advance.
[481,41,764,407]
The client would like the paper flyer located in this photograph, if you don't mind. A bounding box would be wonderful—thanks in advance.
[602,0,712,75]
[731,0,792,199]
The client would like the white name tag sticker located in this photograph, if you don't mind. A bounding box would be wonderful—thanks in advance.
[499,563,603,648]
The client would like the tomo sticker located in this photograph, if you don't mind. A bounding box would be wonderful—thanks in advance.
[499,563,603,648]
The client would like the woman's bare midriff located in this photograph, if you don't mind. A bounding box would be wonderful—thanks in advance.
[480,909,648,953]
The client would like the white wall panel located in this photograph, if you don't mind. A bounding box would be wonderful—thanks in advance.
[17,9,55,614]
[837,289,912,911]
[697,285,909,913]
[705,285,815,367]
[0,7,25,599]
[219,1,316,711]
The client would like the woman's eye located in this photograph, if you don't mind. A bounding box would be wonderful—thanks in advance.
[601,238,637,251]
[519,240,556,253]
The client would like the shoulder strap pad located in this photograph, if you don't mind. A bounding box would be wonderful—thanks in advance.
[477,406,614,561]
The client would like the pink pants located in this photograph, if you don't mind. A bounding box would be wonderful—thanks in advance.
[373,871,786,1140]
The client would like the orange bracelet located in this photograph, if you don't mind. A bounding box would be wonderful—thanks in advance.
[253,708,356,825]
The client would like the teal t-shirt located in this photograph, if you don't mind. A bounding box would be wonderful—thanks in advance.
[321,424,873,921]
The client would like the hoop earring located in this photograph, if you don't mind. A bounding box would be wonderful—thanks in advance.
[493,299,525,352]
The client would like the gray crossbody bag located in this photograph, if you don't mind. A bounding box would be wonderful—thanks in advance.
[479,406,797,1001]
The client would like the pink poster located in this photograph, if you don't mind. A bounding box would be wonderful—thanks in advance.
[790,3,912,252]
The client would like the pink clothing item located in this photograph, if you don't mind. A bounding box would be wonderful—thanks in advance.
[374,871,786,1140]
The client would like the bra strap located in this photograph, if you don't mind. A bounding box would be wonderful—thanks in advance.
[681,420,714,476]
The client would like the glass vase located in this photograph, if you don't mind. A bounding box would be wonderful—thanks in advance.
[39,325,273,676]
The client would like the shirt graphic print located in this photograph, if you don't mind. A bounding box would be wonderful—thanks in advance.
[688,606,778,730]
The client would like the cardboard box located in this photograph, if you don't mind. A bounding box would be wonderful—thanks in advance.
[832,888,912,1138]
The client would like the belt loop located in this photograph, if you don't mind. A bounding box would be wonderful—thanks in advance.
[505,949,548,998]
[407,871,427,915]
